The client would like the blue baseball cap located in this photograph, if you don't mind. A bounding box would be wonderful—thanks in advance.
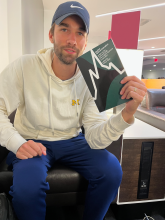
[51,1,90,34]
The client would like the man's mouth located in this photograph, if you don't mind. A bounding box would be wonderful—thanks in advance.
[64,48,76,54]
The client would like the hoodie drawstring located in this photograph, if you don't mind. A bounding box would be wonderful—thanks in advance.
[74,79,79,117]
[49,75,54,135]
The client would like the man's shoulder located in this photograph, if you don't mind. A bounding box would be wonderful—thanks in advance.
[21,54,39,62]
[17,54,42,70]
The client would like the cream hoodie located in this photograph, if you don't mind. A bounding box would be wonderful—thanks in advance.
[0,48,133,154]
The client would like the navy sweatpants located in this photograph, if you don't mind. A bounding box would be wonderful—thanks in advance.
[6,133,123,220]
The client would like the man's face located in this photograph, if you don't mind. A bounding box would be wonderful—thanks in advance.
[50,15,87,65]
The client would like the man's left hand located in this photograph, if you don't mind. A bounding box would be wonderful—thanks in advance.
[120,76,147,123]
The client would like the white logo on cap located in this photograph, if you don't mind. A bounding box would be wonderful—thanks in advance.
[70,4,84,10]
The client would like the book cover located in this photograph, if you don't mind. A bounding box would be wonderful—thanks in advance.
[76,39,131,112]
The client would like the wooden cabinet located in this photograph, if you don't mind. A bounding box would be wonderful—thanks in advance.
[117,118,165,204]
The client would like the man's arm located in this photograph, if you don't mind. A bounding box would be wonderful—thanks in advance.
[0,59,27,153]
[82,95,133,150]
[0,58,46,159]
[82,75,147,149]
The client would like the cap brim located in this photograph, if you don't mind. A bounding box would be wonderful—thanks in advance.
[55,13,88,34]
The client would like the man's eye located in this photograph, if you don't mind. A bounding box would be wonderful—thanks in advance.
[61,29,67,32]
[78,32,83,36]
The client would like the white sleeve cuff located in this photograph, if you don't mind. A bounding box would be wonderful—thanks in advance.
[110,110,135,132]
[6,134,27,154]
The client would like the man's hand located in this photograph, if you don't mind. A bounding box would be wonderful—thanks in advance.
[120,76,147,123]
[16,140,47,159]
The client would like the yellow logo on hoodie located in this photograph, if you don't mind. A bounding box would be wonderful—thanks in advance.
[72,99,80,106]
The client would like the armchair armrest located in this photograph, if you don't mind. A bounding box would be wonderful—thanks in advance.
[0,145,9,164]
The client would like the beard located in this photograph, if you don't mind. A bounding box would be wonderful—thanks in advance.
[53,42,81,65]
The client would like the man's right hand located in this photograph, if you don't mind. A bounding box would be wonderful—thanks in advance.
[16,140,47,159]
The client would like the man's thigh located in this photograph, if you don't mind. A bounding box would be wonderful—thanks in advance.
[6,139,57,185]
[6,141,56,196]
[56,133,122,181]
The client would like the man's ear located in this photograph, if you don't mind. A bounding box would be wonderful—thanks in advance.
[49,30,54,44]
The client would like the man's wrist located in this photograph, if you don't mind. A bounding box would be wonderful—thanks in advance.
[122,108,134,124]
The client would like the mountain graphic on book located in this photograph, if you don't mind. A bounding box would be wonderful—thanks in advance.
[89,49,125,101]
[76,39,131,112]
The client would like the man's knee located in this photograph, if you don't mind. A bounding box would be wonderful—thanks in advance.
[98,154,123,189]
[105,155,122,188]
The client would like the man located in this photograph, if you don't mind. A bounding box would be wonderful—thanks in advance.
[0,1,147,220]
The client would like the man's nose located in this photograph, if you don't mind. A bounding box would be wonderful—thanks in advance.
[66,33,77,46]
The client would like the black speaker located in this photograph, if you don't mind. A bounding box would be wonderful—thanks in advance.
[137,142,154,199]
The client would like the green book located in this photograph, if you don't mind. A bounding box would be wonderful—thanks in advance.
[76,39,131,112]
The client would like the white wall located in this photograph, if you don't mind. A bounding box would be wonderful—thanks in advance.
[117,49,144,79]
[0,0,9,72]
[84,43,98,53]
[44,10,54,48]
[7,0,22,64]
[0,0,44,71]
[22,0,44,54]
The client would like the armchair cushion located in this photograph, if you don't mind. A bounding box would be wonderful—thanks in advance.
[141,89,165,114]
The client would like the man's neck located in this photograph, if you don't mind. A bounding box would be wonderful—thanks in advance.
[52,53,77,80]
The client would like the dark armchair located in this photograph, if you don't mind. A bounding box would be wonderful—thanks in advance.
[0,110,122,206]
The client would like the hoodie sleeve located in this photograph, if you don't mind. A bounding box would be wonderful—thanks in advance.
[0,58,27,154]
[82,93,134,149]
